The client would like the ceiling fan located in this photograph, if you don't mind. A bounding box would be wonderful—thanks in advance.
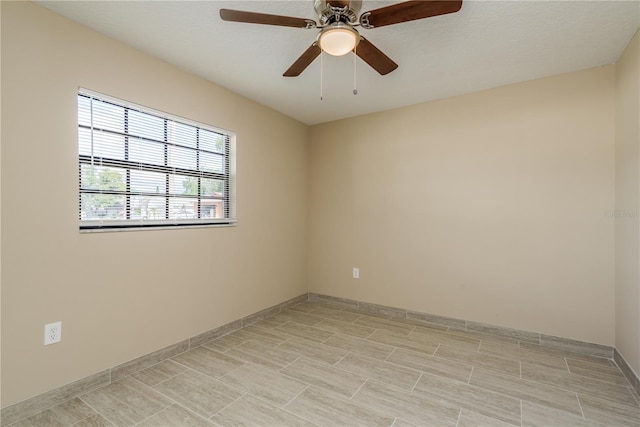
[220,0,463,77]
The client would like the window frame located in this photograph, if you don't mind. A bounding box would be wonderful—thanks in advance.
[78,89,236,231]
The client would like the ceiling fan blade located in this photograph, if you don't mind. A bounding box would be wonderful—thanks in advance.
[283,43,322,77]
[220,9,315,28]
[355,37,398,75]
[361,0,462,28]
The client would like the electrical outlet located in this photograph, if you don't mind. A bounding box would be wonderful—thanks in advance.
[353,267,359,279]
[44,321,62,345]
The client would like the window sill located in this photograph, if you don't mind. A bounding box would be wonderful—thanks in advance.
[79,222,237,233]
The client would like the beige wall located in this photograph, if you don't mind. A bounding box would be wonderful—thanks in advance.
[615,30,640,376]
[1,2,308,406]
[309,66,616,345]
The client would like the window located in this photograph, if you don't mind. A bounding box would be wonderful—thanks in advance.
[78,90,235,230]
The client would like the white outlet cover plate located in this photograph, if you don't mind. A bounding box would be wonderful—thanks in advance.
[44,321,62,345]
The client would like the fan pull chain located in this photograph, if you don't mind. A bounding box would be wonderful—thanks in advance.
[320,51,324,101]
[353,46,358,95]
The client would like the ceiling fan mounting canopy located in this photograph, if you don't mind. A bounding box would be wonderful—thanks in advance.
[219,1,463,77]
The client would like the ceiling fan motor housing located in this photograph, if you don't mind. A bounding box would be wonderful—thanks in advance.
[314,0,362,25]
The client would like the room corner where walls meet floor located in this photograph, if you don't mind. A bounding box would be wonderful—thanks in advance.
[1,292,639,426]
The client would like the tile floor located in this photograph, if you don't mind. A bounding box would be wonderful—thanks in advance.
[9,300,640,426]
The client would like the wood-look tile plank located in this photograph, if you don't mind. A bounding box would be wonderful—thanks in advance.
[539,335,611,359]
[351,380,459,426]
[406,311,466,329]
[211,395,315,427]
[171,347,244,379]
[314,319,374,339]
[224,339,299,370]
[413,373,521,425]
[578,394,640,426]
[307,297,356,310]
[566,357,630,386]
[469,368,582,416]
[280,357,367,398]
[72,413,114,427]
[308,294,358,309]
[466,321,540,344]
[248,316,289,329]
[354,316,414,336]
[2,369,112,426]
[220,363,307,406]
[386,348,473,383]
[367,330,438,355]
[132,360,186,387]
[323,334,395,360]
[448,328,520,351]
[342,307,391,320]
[80,377,171,427]
[334,353,421,390]
[409,328,481,351]
[457,409,517,427]
[137,404,214,426]
[477,339,568,370]
[279,337,347,365]
[288,302,318,313]
[10,398,98,427]
[310,306,362,323]
[275,310,324,326]
[285,387,394,427]
[434,345,520,377]
[111,341,189,382]
[276,322,335,342]
[235,324,290,345]
[521,362,639,408]
[152,370,243,419]
[202,334,246,353]
[521,401,604,427]
[519,342,615,368]
[358,302,407,319]
[390,418,417,427]
[399,319,449,332]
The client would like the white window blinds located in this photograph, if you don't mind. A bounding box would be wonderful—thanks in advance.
[78,90,235,230]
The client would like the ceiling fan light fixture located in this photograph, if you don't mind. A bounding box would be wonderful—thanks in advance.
[318,24,359,56]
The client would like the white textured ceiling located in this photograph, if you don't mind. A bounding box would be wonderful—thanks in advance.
[37,0,639,125]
